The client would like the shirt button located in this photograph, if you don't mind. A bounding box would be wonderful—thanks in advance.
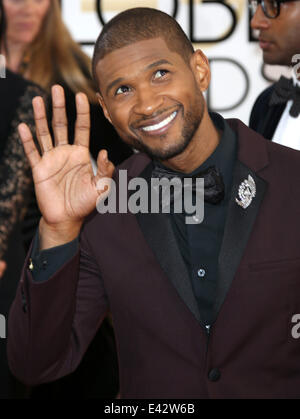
[28,258,34,271]
[197,268,206,278]
[208,368,221,382]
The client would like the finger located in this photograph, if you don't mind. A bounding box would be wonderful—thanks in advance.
[74,93,90,148]
[18,123,41,168]
[96,149,115,178]
[33,96,53,153]
[51,85,68,146]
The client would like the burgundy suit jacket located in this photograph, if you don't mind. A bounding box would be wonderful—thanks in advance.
[7,119,300,398]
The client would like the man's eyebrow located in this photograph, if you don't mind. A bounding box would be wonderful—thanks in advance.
[105,60,173,96]
[146,59,173,70]
[106,77,125,96]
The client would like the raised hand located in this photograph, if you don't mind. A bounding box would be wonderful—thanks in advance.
[18,85,115,249]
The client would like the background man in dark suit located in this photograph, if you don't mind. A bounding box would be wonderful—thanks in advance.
[7,8,300,398]
[249,0,300,148]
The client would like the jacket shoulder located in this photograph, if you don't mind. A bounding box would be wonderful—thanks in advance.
[265,138,300,172]
[227,117,300,177]
[249,84,274,130]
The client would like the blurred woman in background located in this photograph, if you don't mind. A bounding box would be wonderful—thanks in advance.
[0,0,121,153]
[0,0,132,247]
[0,0,129,399]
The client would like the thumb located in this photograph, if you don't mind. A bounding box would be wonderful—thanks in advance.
[96,149,115,178]
[95,149,115,202]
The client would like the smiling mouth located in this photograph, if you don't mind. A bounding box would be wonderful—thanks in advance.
[140,111,178,133]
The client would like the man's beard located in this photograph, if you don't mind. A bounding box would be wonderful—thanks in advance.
[124,104,205,161]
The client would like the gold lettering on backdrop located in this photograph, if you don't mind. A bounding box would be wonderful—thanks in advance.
[189,0,243,50]
[227,0,244,20]
[80,0,243,21]
[178,0,243,14]
[101,0,157,12]
[81,0,94,12]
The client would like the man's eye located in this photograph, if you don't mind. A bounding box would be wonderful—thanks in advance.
[115,86,130,95]
[153,70,169,80]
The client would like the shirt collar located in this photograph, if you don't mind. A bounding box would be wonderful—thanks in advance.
[154,112,237,196]
[189,112,237,196]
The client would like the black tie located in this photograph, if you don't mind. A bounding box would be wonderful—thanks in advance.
[269,76,300,118]
[151,165,225,205]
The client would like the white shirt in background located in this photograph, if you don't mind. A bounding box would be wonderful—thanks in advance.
[272,70,300,151]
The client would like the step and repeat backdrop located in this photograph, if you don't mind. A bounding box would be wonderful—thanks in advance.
[61,0,290,124]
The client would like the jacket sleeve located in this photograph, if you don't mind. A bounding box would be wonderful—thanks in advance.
[6,227,109,387]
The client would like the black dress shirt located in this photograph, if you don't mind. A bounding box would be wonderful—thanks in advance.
[164,113,237,325]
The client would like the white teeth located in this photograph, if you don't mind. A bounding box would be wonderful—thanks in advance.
[142,111,177,132]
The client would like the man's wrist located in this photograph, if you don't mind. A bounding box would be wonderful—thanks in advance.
[39,217,83,251]
[29,229,79,282]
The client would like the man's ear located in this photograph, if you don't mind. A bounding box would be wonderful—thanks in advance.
[190,49,211,92]
[96,92,113,124]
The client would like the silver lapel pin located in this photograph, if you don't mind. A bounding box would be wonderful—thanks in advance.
[236,175,256,209]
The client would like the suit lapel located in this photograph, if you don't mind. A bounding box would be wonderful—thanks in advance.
[134,163,202,324]
[211,160,268,323]
[134,157,268,327]
[209,119,270,323]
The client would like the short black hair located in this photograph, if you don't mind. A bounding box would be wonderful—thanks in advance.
[92,7,194,87]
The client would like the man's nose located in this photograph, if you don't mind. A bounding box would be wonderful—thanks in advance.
[251,4,271,30]
[133,87,164,116]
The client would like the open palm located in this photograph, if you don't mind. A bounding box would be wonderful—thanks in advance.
[18,85,114,230]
